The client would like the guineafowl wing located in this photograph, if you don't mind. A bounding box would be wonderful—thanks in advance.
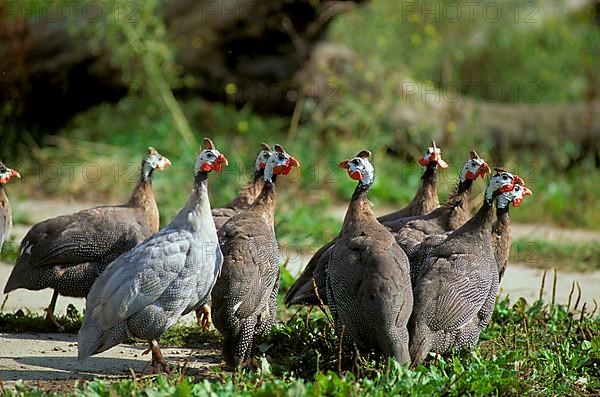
[417,254,492,332]
[19,206,148,267]
[84,227,194,331]
[217,216,277,319]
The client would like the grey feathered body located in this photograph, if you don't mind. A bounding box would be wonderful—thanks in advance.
[4,179,159,297]
[408,203,499,365]
[326,186,413,364]
[78,175,222,360]
[211,181,280,367]
[0,186,11,253]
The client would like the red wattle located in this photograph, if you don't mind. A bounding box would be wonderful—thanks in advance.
[201,162,212,172]
[418,158,429,167]
[348,170,362,180]
[499,183,514,193]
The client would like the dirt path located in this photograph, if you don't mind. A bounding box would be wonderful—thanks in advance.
[0,332,221,384]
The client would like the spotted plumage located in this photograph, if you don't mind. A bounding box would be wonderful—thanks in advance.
[211,144,299,368]
[408,170,524,365]
[326,151,413,364]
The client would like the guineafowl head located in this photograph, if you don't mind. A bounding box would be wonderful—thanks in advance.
[484,169,525,203]
[460,151,490,182]
[195,138,229,174]
[264,144,300,183]
[418,140,448,169]
[497,184,532,208]
[141,147,171,180]
[339,150,375,188]
[254,143,272,172]
[0,162,20,185]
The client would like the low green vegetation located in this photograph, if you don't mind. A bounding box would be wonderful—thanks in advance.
[511,240,600,272]
[1,297,598,396]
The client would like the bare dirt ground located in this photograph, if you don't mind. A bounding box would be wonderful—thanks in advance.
[1,198,599,391]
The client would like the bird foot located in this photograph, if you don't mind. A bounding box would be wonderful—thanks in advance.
[44,308,64,332]
[149,340,170,375]
[195,305,212,332]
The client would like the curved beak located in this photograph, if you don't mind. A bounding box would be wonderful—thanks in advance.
[522,186,533,196]
[288,157,300,168]
[478,162,491,178]
[216,154,229,166]
[10,169,21,179]
[157,157,171,171]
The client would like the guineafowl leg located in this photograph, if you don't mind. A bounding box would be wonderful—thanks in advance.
[195,304,212,332]
[44,290,64,332]
[146,339,170,374]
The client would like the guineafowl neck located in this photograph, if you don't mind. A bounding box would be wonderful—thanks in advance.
[408,166,439,214]
[227,169,265,210]
[0,186,8,213]
[0,186,11,232]
[447,179,473,205]
[170,172,215,234]
[454,199,494,238]
[128,178,159,232]
[343,184,373,230]
[251,180,277,224]
[443,179,474,226]
[492,207,511,280]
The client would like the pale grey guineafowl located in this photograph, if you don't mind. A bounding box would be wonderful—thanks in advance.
[326,151,413,364]
[211,144,299,368]
[0,162,20,253]
[408,170,524,366]
[78,138,227,373]
[4,148,170,329]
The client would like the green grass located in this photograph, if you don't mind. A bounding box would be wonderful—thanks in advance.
[0,239,19,263]
[1,297,598,396]
[511,240,600,272]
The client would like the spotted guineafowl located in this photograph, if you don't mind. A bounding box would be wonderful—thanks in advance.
[326,150,413,364]
[4,148,170,329]
[408,170,524,366]
[211,144,299,368]
[78,138,227,373]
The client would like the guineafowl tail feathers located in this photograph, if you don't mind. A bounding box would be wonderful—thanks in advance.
[78,317,128,361]
[77,317,103,361]
[3,260,29,293]
[284,279,320,306]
